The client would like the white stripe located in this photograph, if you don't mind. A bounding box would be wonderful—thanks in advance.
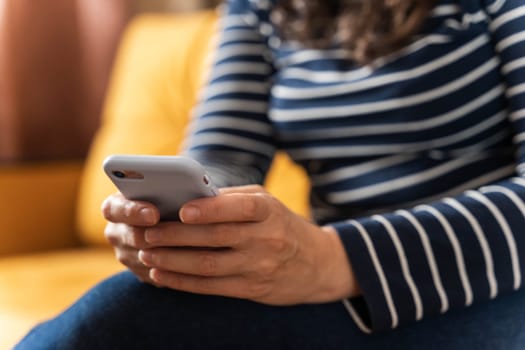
[195,99,267,116]
[349,220,399,328]
[443,19,466,31]
[442,10,489,30]
[271,58,499,121]
[432,5,461,17]
[312,155,417,185]
[487,0,506,14]
[298,107,506,159]
[221,16,253,29]
[289,127,507,159]
[511,177,525,188]
[511,109,525,121]
[329,153,487,204]
[463,10,489,25]
[465,191,522,290]
[496,32,525,52]
[274,35,490,99]
[507,83,525,97]
[188,116,273,135]
[202,81,269,100]
[240,12,258,26]
[281,86,505,141]
[443,198,498,299]
[188,132,275,156]
[341,299,372,334]
[513,132,525,144]
[484,184,525,215]
[446,129,510,156]
[395,164,516,211]
[373,215,424,320]
[279,34,453,84]
[416,205,473,306]
[481,186,525,228]
[277,49,357,72]
[396,210,449,313]
[502,57,525,75]
[490,5,525,32]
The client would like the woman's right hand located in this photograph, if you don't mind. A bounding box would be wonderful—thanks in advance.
[101,193,161,285]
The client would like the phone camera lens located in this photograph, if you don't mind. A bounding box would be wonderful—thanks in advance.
[113,171,126,178]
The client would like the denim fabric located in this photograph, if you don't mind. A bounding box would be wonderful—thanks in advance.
[15,271,525,350]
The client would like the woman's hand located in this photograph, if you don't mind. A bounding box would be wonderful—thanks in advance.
[137,185,360,305]
[101,193,161,285]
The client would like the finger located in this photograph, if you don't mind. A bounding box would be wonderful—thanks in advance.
[111,246,162,287]
[101,192,160,226]
[144,222,246,248]
[105,223,151,249]
[139,248,248,277]
[180,192,271,224]
[149,270,271,301]
[218,184,266,195]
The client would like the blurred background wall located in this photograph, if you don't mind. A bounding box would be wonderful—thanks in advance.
[0,0,218,162]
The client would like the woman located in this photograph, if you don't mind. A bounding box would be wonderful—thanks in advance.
[16,0,525,348]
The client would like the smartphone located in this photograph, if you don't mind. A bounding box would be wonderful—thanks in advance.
[103,154,219,221]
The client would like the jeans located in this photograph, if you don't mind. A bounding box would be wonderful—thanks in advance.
[15,271,525,350]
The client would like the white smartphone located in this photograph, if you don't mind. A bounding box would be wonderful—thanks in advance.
[103,154,219,221]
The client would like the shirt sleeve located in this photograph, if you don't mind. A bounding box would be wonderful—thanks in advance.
[182,0,277,187]
[332,0,525,333]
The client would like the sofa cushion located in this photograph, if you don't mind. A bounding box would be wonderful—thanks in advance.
[0,248,123,349]
[0,161,83,255]
[76,11,309,246]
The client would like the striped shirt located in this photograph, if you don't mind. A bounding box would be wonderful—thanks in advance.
[184,0,525,332]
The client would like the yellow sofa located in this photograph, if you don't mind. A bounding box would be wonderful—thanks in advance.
[0,10,309,349]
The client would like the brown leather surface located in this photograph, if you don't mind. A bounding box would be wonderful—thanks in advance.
[0,0,130,161]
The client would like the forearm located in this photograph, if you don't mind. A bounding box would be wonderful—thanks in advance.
[331,176,525,332]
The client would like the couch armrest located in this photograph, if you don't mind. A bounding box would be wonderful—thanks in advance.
[0,161,83,256]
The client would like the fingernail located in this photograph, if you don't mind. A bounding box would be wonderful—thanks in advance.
[138,250,153,266]
[145,229,160,243]
[180,205,200,222]
[140,208,156,224]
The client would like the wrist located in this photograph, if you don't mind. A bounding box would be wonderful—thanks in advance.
[309,226,361,303]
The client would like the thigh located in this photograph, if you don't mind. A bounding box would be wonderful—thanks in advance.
[15,271,525,350]
[14,271,361,350]
[378,289,525,350]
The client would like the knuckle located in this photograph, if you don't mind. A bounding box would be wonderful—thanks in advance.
[114,249,131,266]
[101,193,120,220]
[104,224,120,246]
[123,201,136,218]
[241,196,258,220]
[124,227,146,249]
[257,259,279,277]
[266,236,288,254]
[211,224,237,246]
[198,254,218,276]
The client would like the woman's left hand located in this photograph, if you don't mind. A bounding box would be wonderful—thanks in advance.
[138,185,360,305]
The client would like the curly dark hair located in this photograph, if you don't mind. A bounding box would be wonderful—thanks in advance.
[272,0,438,64]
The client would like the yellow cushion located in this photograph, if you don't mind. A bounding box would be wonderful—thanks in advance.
[0,161,82,255]
[0,248,123,349]
[76,11,309,246]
